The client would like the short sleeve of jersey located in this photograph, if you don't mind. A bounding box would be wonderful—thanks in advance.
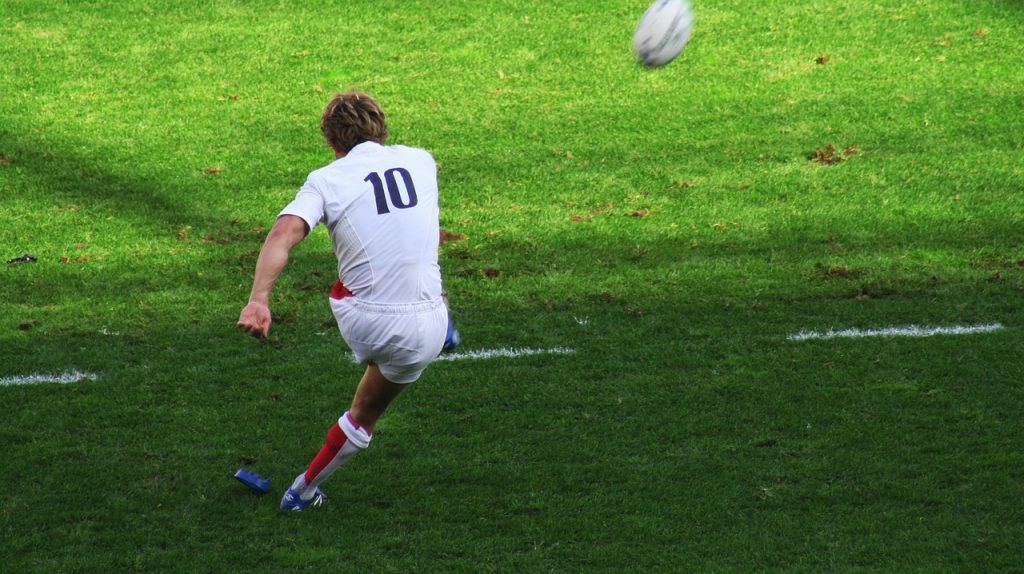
[278,176,325,232]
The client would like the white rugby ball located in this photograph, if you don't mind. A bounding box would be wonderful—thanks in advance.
[633,0,695,67]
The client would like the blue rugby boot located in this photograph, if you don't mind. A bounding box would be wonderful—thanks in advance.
[442,316,461,353]
[280,487,327,512]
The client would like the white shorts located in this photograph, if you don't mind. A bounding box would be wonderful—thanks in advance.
[329,296,448,384]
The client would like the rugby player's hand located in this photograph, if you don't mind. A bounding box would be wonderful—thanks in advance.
[237,302,272,338]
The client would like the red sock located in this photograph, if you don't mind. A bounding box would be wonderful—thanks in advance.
[304,423,348,484]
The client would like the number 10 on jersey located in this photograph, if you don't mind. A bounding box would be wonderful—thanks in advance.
[365,168,418,215]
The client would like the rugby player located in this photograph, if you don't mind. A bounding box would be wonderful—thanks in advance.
[237,91,457,511]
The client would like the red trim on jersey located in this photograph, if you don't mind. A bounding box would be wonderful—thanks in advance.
[304,423,348,483]
[330,280,353,300]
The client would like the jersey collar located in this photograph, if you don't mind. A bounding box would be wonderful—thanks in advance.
[346,141,383,158]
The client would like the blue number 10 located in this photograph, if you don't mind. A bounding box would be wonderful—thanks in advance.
[365,168,418,215]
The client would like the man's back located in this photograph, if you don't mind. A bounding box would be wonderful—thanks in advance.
[284,141,442,303]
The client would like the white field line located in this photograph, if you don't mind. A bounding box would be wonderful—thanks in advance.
[434,346,576,362]
[0,371,100,386]
[788,323,1004,342]
[350,346,576,364]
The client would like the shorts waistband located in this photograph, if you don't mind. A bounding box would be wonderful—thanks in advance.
[343,296,446,315]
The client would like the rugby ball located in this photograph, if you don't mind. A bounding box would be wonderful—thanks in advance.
[633,0,695,67]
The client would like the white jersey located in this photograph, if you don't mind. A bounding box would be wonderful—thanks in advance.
[280,141,442,303]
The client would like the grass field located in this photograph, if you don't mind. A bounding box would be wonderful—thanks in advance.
[2,0,1023,571]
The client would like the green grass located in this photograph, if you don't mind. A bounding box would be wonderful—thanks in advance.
[2,0,1023,571]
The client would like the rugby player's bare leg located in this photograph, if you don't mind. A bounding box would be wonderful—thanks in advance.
[284,364,405,506]
[348,363,407,434]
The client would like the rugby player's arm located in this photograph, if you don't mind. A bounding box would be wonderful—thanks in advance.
[237,215,310,338]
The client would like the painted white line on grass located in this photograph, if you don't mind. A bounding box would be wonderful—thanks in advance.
[351,347,576,364]
[788,323,1004,342]
[0,371,100,386]
[434,346,576,362]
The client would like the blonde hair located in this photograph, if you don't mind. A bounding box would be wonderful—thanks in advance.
[320,91,388,153]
